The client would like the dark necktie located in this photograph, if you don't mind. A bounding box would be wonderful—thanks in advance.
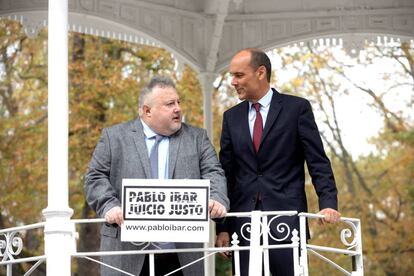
[150,135,163,178]
[252,103,263,153]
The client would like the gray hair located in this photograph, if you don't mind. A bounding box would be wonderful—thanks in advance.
[138,76,176,115]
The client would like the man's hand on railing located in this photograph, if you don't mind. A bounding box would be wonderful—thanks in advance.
[104,206,124,226]
[215,232,231,259]
[208,200,227,218]
[317,208,341,225]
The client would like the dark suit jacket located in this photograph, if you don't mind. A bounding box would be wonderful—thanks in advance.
[218,89,338,238]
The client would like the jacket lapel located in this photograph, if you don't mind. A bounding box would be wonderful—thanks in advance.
[131,119,152,178]
[168,128,182,179]
[261,89,282,145]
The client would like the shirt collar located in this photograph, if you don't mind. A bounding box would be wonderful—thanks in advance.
[249,87,273,109]
[140,119,158,139]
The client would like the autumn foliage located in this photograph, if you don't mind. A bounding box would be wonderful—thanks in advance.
[1,19,414,275]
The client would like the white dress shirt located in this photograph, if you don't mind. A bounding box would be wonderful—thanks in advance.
[141,120,169,179]
[248,88,273,140]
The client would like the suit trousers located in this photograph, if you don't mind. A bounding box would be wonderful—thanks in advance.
[232,200,294,276]
[140,253,183,276]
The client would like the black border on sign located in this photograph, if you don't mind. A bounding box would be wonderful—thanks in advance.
[123,185,209,221]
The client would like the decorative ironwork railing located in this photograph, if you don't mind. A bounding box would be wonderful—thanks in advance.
[0,211,363,276]
[0,222,46,276]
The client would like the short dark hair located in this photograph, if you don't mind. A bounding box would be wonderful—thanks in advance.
[246,48,272,82]
[138,76,176,113]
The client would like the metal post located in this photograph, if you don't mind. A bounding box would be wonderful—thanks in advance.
[203,220,216,275]
[42,0,75,275]
[291,229,300,276]
[149,253,155,276]
[248,211,262,276]
[231,232,241,276]
[261,215,270,276]
[299,215,308,276]
[352,220,364,275]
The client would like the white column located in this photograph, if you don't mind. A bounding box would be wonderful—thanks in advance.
[200,1,229,270]
[198,72,219,276]
[42,0,75,275]
[198,72,218,140]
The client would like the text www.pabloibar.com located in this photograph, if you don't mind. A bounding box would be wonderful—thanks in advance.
[125,224,205,232]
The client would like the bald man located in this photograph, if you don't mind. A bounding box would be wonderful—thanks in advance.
[215,49,340,275]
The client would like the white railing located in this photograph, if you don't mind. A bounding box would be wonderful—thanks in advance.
[0,211,364,276]
[0,222,46,276]
[299,213,364,276]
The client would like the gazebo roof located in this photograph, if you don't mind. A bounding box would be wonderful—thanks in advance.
[1,0,414,73]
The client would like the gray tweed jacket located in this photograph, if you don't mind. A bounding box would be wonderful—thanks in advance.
[84,118,229,276]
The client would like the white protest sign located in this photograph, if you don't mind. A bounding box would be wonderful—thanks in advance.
[121,179,210,243]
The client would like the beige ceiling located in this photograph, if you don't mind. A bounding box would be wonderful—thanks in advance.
[1,0,413,73]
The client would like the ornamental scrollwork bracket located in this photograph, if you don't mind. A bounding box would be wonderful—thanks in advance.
[0,231,23,262]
